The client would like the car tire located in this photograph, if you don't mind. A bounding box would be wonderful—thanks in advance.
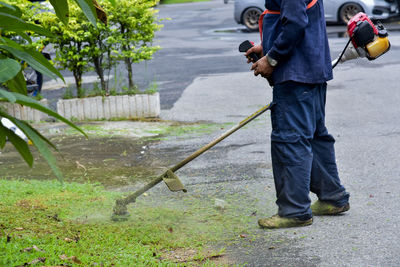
[339,3,364,23]
[242,7,262,31]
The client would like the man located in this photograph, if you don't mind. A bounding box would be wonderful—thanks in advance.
[245,0,350,229]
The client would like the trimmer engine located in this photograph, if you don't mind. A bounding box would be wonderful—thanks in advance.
[347,12,390,60]
[333,12,391,66]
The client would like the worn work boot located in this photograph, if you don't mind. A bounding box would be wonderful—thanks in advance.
[311,200,350,215]
[258,215,313,229]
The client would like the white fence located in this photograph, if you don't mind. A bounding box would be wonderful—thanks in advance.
[57,93,160,120]
[1,99,49,122]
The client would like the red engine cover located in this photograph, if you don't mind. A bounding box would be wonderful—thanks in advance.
[347,12,379,47]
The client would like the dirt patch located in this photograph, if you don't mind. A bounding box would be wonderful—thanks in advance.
[0,135,178,188]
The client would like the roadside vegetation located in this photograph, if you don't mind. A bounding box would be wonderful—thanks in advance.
[0,0,161,179]
[0,1,254,265]
[8,0,162,98]
[0,178,255,266]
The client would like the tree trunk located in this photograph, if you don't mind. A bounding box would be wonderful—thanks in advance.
[73,70,83,98]
[106,49,112,92]
[120,25,135,90]
[125,57,134,89]
[93,55,108,95]
[73,43,84,98]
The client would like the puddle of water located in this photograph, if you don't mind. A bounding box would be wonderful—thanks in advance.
[213,28,251,34]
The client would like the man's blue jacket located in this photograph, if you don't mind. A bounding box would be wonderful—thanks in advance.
[262,0,333,84]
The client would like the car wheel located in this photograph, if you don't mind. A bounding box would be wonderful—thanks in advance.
[339,3,364,23]
[242,7,262,31]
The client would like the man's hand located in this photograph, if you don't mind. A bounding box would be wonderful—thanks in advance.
[251,56,274,78]
[245,44,263,63]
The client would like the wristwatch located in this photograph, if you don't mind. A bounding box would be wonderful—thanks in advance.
[266,53,278,67]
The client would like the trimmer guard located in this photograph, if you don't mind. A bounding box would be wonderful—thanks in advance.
[162,169,187,192]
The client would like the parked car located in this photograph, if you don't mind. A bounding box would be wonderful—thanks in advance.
[234,0,399,30]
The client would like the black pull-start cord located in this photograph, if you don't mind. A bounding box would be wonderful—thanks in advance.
[332,38,352,69]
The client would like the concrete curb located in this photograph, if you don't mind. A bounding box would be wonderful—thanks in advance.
[2,99,49,122]
[56,93,160,120]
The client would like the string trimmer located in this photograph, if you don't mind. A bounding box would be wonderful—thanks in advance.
[111,12,390,221]
[111,103,273,221]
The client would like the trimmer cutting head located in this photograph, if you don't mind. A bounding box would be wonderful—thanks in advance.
[111,211,131,222]
[111,198,132,221]
[111,169,187,222]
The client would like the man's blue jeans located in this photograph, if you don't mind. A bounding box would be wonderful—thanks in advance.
[271,81,350,220]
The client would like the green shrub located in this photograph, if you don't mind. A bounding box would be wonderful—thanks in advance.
[34,0,162,98]
[103,0,162,90]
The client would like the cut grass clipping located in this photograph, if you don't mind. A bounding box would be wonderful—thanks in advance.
[0,179,254,266]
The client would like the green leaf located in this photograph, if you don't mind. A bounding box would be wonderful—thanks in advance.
[0,37,64,82]
[0,12,53,37]
[0,124,6,148]
[0,91,87,138]
[4,125,33,167]
[0,1,22,18]
[74,0,97,26]
[5,70,27,95]
[18,119,58,151]
[0,58,20,83]
[107,0,116,5]
[16,31,32,43]
[49,0,69,25]
[5,115,63,181]
[0,88,16,103]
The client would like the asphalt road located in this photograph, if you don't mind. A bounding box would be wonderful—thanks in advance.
[147,1,400,266]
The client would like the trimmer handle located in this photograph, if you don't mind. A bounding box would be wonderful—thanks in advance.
[239,40,274,86]
[239,40,259,62]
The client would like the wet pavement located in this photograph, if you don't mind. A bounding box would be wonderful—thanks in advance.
[0,126,161,188]
[40,1,400,111]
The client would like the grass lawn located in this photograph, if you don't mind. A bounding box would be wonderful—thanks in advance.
[161,0,210,4]
[0,179,255,266]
